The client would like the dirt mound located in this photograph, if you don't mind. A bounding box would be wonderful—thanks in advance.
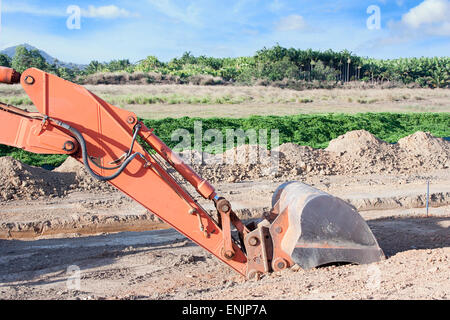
[0,157,72,201]
[188,130,449,182]
[1,130,448,200]
[0,156,115,201]
[54,157,114,192]
[277,143,333,175]
[398,131,450,156]
[397,131,450,170]
[327,130,449,175]
[325,130,399,175]
[326,130,391,155]
[179,143,333,183]
[180,145,282,183]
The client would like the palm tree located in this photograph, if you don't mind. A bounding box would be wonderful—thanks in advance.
[310,59,316,81]
[347,58,351,82]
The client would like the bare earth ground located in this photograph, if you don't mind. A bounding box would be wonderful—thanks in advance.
[0,177,449,300]
[0,85,448,300]
[0,192,448,300]
[0,133,449,300]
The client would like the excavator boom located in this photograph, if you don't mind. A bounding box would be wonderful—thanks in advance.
[0,66,384,278]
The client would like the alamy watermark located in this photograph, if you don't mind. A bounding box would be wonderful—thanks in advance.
[367,5,381,30]
[67,5,81,30]
[366,265,381,289]
[0,3,81,31]
[171,121,280,173]
[66,265,81,291]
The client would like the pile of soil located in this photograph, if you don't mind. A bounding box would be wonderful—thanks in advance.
[327,130,449,175]
[183,143,335,183]
[185,130,449,182]
[53,157,114,192]
[0,130,448,199]
[0,157,71,201]
[397,131,449,158]
[0,157,113,201]
[179,145,284,183]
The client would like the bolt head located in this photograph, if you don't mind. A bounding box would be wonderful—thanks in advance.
[24,76,35,85]
[247,270,262,280]
[63,141,75,152]
[127,116,136,124]
[223,249,235,260]
[273,258,289,271]
[248,236,259,246]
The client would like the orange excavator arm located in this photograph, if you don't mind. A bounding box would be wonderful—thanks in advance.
[0,66,385,279]
[0,66,250,276]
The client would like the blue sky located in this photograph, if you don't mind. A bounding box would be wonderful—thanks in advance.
[0,0,449,63]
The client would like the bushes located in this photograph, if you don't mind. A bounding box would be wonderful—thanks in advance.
[187,75,224,86]
[77,47,447,88]
[11,46,47,73]
[0,54,11,68]
[2,45,448,88]
[144,112,449,150]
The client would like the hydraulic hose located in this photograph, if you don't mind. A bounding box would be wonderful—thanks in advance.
[89,123,141,171]
[53,119,146,181]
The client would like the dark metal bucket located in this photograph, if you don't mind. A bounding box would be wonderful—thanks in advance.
[271,182,385,269]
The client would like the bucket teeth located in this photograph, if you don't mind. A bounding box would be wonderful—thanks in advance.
[269,182,385,270]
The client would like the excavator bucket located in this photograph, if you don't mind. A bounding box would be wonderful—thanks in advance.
[268,182,385,270]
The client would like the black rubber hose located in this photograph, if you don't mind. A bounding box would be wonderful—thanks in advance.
[89,123,141,171]
[54,120,144,182]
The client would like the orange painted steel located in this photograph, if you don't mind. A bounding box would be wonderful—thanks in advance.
[5,67,247,276]
[0,67,21,84]
[139,125,216,200]
[0,102,77,155]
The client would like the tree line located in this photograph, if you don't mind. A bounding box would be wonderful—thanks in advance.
[1,45,448,88]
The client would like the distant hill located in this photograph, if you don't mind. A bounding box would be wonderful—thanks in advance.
[0,44,86,70]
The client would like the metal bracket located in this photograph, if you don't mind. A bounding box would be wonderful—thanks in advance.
[244,222,273,279]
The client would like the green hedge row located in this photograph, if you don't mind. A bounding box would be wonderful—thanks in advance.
[1,113,448,167]
[143,112,450,149]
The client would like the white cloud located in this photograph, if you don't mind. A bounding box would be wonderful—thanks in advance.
[373,0,450,46]
[81,5,138,19]
[269,0,284,12]
[401,0,450,35]
[275,15,307,31]
[147,0,202,26]
[3,2,137,20]
[2,2,65,17]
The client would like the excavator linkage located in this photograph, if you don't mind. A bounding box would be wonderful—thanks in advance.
[0,66,385,279]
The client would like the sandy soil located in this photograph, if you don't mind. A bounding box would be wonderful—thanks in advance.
[0,130,448,300]
[1,172,449,239]
[0,209,448,300]
[0,178,448,301]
